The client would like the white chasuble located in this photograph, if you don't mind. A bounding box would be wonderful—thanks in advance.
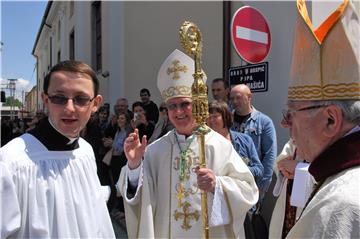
[118,129,259,238]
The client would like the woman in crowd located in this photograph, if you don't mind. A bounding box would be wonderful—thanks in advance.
[102,112,132,184]
[148,102,174,144]
[131,101,155,139]
[206,100,264,182]
[102,112,132,220]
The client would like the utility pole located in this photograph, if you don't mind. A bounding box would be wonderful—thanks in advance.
[8,78,17,120]
[22,90,25,119]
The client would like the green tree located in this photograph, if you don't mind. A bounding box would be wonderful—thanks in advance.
[3,96,23,108]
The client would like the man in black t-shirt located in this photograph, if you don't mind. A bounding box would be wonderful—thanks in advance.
[139,88,159,124]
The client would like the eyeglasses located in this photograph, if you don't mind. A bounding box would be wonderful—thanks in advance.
[282,105,327,125]
[47,94,95,107]
[166,101,192,111]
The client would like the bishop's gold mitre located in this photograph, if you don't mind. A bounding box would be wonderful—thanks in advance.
[288,0,360,101]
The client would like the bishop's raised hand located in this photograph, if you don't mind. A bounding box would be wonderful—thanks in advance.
[124,128,147,169]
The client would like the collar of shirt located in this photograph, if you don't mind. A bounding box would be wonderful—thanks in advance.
[28,117,80,151]
[309,129,360,182]
[47,118,78,144]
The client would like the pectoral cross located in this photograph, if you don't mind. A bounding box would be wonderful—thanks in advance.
[167,59,188,80]
[173,201,200,230]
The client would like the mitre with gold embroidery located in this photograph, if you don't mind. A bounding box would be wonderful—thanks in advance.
[157,49,207,102]
[288,0,360,101]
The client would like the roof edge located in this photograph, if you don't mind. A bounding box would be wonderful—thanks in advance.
[31,1,53,56]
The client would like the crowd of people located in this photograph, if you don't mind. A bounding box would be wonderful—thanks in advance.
[1,111,47,146]
[1,0,359,238]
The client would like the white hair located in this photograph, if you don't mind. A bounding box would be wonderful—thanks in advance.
[306,100,360,124]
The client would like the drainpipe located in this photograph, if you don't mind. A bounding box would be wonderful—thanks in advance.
[223,1,232,83]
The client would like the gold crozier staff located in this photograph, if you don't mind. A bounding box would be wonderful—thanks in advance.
[179,21,210,239]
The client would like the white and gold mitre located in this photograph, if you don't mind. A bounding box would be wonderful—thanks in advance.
[288,0,360,101]
[157,49,207,102]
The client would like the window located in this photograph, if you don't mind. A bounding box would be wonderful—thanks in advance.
[57,50,61,63]
[69,29,75,60]
[49,37,52,68]
[58,20,61,41]
[92,1,102,71]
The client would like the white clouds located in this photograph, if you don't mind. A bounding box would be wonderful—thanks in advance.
[0,77,34,100]
[0,77,33,92]
[16,78,33,92]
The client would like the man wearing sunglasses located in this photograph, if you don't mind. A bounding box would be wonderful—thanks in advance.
[116,49,258,238]
[283,0,360,238]
[0,60,115,238]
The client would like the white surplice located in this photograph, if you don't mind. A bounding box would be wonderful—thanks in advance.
[117,129,259,238]
[0,134,115,238]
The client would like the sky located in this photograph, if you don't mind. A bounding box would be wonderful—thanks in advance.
[1,0,47,101]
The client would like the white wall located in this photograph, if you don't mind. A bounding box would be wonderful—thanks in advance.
[74,1,92,64]
[33,0,352,146]
[102,1,125,106]
[121,1,223,110]
[230,1,295,149]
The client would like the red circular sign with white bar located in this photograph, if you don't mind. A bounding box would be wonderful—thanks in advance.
[231,6,271,64]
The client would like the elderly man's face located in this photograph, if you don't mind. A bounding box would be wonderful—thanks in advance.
[166,97,195,136]
[114,100,128,115]
[282,101,328,162]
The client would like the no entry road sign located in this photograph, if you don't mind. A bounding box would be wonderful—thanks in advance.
[231,6,271,64]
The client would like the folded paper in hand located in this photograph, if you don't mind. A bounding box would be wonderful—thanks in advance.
[291,162,315,207]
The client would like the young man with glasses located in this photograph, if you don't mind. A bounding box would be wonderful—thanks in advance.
[117,49,258,238]
[0,60,115,238]
[282,0,360,238]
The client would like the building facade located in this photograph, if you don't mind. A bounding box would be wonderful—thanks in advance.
[25,86,37,117]
[32,0,357,155]
[32,1,222,115]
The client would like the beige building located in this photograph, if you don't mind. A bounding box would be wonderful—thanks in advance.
[32,0,356,159]
[25,86,37,117]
